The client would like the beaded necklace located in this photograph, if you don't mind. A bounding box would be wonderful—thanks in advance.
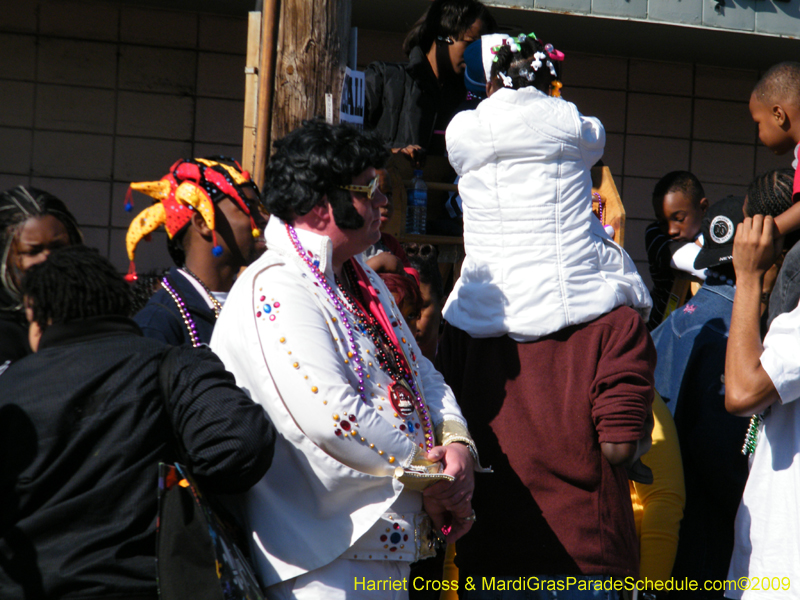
[182,266,223,317]
[161,275,201,347]
[592,191,604,225]
[285,223,433,451]
[339,261,423,418]
[742,414,762,456]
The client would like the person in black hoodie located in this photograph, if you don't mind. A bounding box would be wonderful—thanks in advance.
[0,245,275,600]
[364,0,496,159]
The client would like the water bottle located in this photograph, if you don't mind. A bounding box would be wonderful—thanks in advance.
[406,169,427,234]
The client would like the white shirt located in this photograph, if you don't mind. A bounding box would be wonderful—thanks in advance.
[177,269,228,308]
[210,216,466,586]
[726,299,800,598]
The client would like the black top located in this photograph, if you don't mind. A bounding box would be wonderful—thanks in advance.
[364,46,466,155]
[0,310,30,365]
[134,267,217,346]
[0,316,275,599]
[645,221,688,330]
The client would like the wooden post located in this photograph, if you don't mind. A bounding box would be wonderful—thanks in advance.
[269,0,352,144]
[591,166,626,247]
[242,11,262,178]
[251,0,280,189]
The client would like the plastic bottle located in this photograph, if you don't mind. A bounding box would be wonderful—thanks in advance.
[406,169,427,234]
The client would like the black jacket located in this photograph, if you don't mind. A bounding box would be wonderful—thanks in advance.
[134,267,217,346]
[364,46,466,155]
[0,310,29,365]
[0,316,275,599]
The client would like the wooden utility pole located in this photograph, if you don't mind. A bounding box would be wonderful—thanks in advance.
[243,0,352,187]
[270,0,351,141]
[242,10,263,178]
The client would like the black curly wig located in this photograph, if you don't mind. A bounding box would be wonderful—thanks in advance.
[264,119,390,229]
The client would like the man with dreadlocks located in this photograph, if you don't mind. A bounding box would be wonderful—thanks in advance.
[126,157,266,346]
[0,245,275,599]
[0,186,83,364]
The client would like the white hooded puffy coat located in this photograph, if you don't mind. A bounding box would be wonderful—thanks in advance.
[443,86,651,341]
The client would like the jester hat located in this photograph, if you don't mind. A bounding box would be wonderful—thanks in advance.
[124,158,261,280]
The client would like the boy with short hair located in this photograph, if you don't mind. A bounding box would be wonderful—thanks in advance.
[750,61,800,233]
[651,196,750,596]
[645,171,709,329]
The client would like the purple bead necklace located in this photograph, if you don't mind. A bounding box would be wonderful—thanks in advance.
[593,191,604,225]
[286,223,366,402]
[161,275,200,347]
[286,223,433,451]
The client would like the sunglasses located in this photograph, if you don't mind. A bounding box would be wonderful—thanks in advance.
[339,176,381,199]
[402,243,436,258]
[437,35,474,46]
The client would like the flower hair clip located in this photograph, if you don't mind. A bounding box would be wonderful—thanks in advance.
[544,42,565,61]
[531,51,546,71]
[510,31,537,53]
[547,59,557,77]
[518,67,536,82]
[490,42,506,62]
[499,72,513,88]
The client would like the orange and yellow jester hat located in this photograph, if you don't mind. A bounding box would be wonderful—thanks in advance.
[124,158,261,280]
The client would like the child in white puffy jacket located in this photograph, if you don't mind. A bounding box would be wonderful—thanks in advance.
[443,33,652,341]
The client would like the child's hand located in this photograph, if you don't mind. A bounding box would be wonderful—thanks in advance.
[391,145,426,168]
[772,206,800,238]
[366,252,405,275]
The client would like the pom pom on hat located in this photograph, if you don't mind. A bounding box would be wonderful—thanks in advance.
[124,262,138,282]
